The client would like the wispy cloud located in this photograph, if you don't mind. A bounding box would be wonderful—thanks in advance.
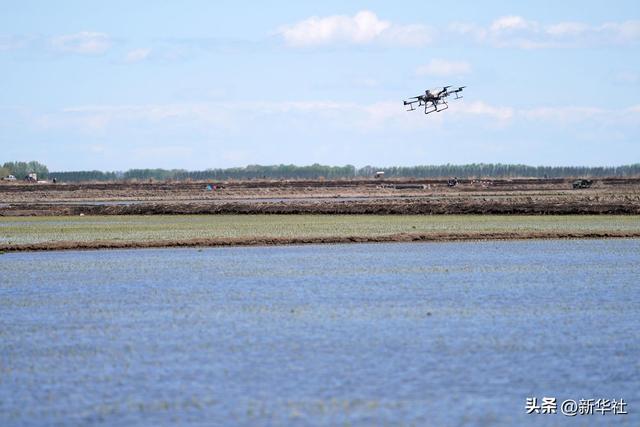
[450,16,640,48]
[277,10,431,47]
[457,101,514,121]
[615,70,640,85]
[519,106,603,122]
[545,22,589,37]
[519,105,640,126]
[125,48,151,63]
[49,31,111,54]
[32,99,640,137]
[0,35,32,51]
[416,59,471,77]
[53,104,232,132]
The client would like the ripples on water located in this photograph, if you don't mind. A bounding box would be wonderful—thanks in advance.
[1,240,639,426]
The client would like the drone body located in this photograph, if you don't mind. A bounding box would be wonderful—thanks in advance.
[404,85,465,115]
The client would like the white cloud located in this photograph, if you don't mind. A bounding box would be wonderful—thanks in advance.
[448,22,481,38]
[490,16,535,33]
[50,31,111,54]
[600,21,640,43]
[455,101,514,121]
[450,16,640,48]
[125,48,152,63]
[416,59,471,77]
[545,22,588,36]
[278,10,431,47]
[487,16,545,48]
[380,24,431,46]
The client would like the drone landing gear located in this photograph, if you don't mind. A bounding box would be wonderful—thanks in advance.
[424,101,448,114]
[424,101,437,114]
[404,100,423,111]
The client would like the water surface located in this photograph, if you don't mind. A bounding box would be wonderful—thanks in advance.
[1,240,638,426]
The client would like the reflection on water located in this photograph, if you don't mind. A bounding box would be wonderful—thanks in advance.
[1,240,639,426]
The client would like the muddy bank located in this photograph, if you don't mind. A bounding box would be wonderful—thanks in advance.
[2,230,639,252]
[3,198,640,216]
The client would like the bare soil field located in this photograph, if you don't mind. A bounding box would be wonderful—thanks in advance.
[1,177,640,216]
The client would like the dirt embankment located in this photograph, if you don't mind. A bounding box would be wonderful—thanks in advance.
[3,230,640,252]
[3,198,640,216]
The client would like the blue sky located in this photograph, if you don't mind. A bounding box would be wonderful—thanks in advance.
[1,1,639,170]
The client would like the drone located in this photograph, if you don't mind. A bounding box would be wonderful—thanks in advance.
[403,85,465,114]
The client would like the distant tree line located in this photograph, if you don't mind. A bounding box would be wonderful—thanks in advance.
[50,164,359,182]
[1,161,49,179]
[164,164,359,181]
[4,161,640,182]
[48,170,119,182]
[359,164,640,179]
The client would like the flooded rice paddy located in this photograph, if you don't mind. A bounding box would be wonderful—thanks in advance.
[1,240,639,426]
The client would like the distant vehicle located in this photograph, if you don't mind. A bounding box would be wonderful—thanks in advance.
[3,175,17,181]
[375,171,385,179]
[404,85,465,115]
[572,179,593,189]
[24,173,37,182]
[447,177,458,187]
